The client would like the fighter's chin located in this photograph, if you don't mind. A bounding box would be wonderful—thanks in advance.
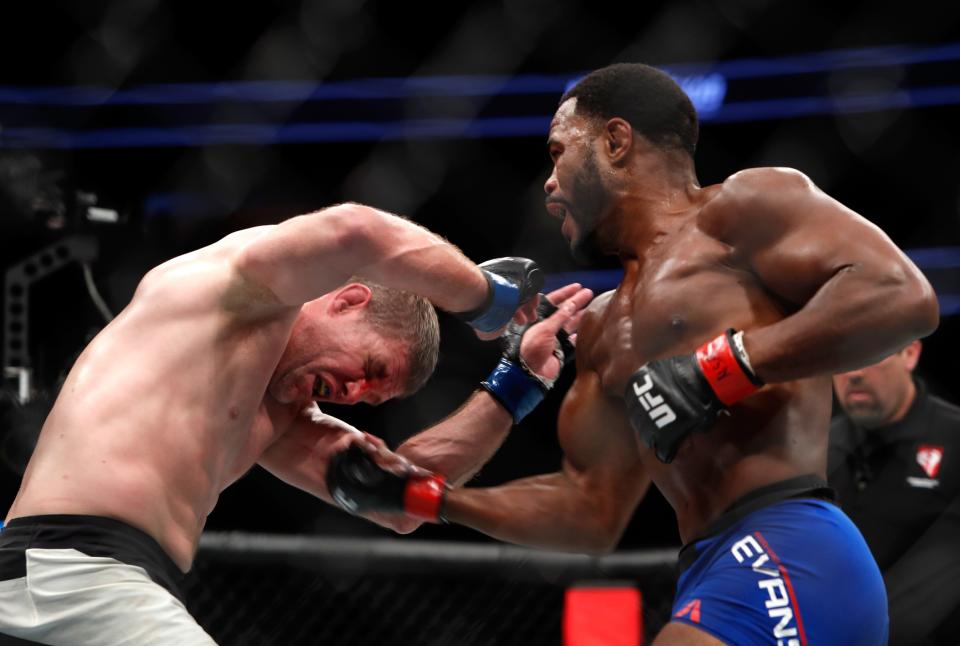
[569,232,606,266]
[843,404,883,426]
[267,375,302,405]
[266,382,291,405]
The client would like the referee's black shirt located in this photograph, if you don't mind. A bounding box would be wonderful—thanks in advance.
[829,378,960,645]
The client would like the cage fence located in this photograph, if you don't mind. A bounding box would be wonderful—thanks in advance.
[184,533,680,646]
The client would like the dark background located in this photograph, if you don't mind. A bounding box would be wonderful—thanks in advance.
[1,0,959,550]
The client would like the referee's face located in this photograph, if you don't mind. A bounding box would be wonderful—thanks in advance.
[832,341,921,429]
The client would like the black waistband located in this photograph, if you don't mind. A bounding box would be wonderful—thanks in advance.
[0,514,186,603]
[677,475,835,574]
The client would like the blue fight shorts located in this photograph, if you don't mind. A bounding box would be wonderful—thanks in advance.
[672,476,888,645]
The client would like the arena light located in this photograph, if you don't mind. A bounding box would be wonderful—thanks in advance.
[1,87,955,147]
[1,41,958,106]
[1,42,959,148]
[0,118,553,148]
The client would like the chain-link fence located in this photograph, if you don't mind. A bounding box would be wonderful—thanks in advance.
[184,534,680,646]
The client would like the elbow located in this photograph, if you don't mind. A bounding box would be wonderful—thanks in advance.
[901,271,940,339]
[580,510,628,555]
[867,260,940,342]
[582,539,618,557]
[385,517,424,535]
[320,202,387,254]
[582,534,621,556]
[916,286,940,339]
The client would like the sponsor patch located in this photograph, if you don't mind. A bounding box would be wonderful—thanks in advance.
[674,599,701,623]
[906,476,940,489]
[916,445,943,479]
[631,371,677,428]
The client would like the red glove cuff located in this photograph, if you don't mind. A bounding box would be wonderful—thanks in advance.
[404,474,447,522]
[695,329,763,406]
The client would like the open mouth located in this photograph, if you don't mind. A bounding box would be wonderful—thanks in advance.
[546,202,568,220]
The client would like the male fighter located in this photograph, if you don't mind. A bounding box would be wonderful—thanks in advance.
[328,64,939,645]
[0,202,592,644]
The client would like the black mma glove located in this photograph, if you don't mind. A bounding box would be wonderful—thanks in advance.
[480,297,576,423]
[455,257,544,333]
[326,445,447,522]
[624,329,763,463]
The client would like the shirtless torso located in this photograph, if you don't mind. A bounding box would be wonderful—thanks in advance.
[443,164,935,554]
[573,181,829,542]
[8,229,311,571]
[6,203,505,573]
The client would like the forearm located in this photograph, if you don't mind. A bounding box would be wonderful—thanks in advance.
[443,472,628,554]
[717,171,939,383]
[746,263,938,383]
[397,390,513,486]
[238,203,488,310]
[258,421,350,502]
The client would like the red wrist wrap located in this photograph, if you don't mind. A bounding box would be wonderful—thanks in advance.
[404,475,447,521]
[695,330,761,406]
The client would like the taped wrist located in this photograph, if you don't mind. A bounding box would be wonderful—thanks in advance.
[481,357,547,423]
[695,329,764,406]
[455,270,520,333]
[404,474,448,522]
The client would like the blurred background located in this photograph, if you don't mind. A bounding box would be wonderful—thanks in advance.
[0,0,958,640]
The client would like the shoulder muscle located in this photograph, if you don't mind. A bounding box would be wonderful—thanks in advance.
[700,167,820,248]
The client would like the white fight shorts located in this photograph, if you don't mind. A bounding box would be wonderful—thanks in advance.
[0,515,216,645]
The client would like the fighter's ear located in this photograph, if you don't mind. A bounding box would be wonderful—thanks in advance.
[331,283,372,313]
[604,117,633,165]
[902,339,922,372]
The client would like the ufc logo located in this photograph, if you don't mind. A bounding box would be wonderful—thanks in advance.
[632,372,677,428]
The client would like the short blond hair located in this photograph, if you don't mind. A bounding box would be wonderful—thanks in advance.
[350,277,440,397]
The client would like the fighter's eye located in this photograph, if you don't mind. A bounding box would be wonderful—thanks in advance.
[313,380,331,398]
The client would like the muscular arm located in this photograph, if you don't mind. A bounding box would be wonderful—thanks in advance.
[256,406,363,504]
[399,283,593,487]
[234,202,488,312]
[441,371,651,553]
[711,168,939,382]
[257,405,423,532]
[397,390,514,487]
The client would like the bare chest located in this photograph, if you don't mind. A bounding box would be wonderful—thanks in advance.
[213,341,302,484]
[220,401,295,484]
[580,237,781,396]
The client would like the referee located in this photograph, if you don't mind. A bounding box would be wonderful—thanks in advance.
[829,340,960,645]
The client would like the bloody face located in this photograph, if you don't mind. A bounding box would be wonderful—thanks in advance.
[270,302,409,407]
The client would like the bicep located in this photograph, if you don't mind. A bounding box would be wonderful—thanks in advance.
[557,370,651,508]
[233,204,387,306]
[257,409,354,500]
[717,169,917,306]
